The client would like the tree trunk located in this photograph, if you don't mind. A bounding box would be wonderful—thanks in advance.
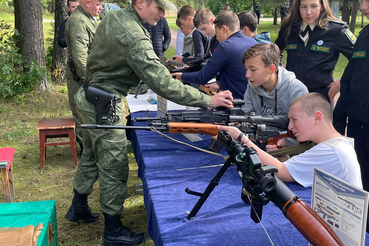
[273,7,278,25]
[14,0,49,92]
[349,0,359,33]
[52,0,68,80]
[342,0,348,22]
[362,10,364,28]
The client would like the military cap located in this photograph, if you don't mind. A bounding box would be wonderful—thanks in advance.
[154,0,174,10]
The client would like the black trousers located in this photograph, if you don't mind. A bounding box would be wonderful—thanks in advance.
[308,86,330,102]
[347,118,369,232]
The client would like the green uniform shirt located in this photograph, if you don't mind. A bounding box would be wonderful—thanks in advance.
[86,5,211,109]
[66,5,98,81]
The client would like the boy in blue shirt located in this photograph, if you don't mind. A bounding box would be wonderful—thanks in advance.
[173,10,258,99]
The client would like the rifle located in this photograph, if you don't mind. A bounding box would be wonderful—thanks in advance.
[132,99,290,151]
[81,123,343,245]
[170,52,212,74]
[190,130,343,246]
[170,52,220,96]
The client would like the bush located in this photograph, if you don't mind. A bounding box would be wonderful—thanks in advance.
[0,20,46,98]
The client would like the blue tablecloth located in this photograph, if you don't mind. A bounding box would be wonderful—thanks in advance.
[128,111,368,246]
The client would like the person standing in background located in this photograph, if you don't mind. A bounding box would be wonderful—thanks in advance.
[175,26,185,55]
[58,0,80,48]
[144,18,171,57]
[275,0,355,102]
[254,2,261,24]
[64,0,103,160]
[333,0,369,233]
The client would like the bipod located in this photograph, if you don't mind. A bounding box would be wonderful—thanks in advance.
[185,156,234,219]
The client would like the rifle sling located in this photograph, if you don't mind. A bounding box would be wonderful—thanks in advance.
[266,141,315,157]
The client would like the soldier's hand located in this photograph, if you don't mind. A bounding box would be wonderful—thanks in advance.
[172,72,183,81]
[327,79,340,101]
[209,90,233,108]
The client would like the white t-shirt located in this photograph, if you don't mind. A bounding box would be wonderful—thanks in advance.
[284,137,363,188]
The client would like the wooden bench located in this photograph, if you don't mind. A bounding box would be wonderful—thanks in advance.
[36,119,78,170]
[0,147,15,202]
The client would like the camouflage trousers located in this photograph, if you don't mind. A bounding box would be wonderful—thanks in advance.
[73,87,129,216]
[66,68,83,146]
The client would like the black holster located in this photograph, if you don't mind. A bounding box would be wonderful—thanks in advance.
[68,56,80,83]
[83,81,121,125]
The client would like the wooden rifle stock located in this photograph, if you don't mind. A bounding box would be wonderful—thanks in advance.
[266,130,295,148]
[282,198,344,246]
[166,122,219,136]
[267,134,289,147]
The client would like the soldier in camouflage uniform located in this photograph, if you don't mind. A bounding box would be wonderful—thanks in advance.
[66,0,234,245]
[65,0,103,154]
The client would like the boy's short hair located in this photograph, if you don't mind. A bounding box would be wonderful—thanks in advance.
[193,8,215,28]
[237,10,258,32]
[176,18,182,28]
[242,43,280,71]
[290,93,333,122]
[177,5,196,21]
[213,10,240,32]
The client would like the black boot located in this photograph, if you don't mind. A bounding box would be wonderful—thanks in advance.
[103,213,145,246]
[65,189,100,223]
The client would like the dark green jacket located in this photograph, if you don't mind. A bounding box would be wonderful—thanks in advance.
[86,5,211,108]
[66,5,98,81]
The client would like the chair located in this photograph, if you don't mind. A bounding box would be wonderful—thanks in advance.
[36,118,78,170]
[0,147,15,202]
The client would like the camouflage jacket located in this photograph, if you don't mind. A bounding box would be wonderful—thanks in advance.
[66,5,98,81]
[86,5,210,108]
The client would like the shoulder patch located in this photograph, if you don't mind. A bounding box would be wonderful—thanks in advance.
[311,45,330,53]
[352,51,366,58]
[286,44,298,50]
[345,29,357,44]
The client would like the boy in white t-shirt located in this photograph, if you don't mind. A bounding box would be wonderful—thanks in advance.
[218,93,363,188]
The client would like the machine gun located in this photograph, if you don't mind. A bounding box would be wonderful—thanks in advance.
[184,130,343,246]
[81,122,343,245]
[132,99,290,151]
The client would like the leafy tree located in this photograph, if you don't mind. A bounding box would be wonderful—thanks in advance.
[0,21,46,97]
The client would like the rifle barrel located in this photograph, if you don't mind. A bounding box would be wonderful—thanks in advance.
[81,124,167,131]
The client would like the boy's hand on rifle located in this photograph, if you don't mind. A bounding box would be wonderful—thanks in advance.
[205,83,220,92]
[172,72,183,81]
[172,55,183,63]
[216,125,241,140]
[266,138,285,151]
[209,90,233,109]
